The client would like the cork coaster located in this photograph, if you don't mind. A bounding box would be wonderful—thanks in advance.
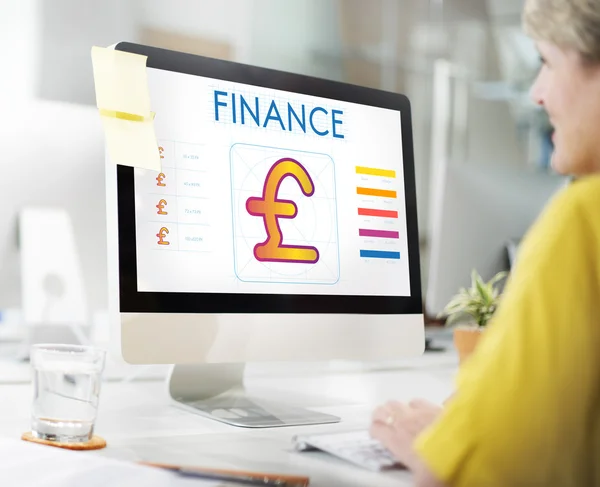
[21,432,107,451]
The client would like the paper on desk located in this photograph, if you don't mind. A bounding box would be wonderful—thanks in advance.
[0,439,221,487]
[91,46,161,172]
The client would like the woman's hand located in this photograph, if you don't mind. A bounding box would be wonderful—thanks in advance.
[369,399,442,470]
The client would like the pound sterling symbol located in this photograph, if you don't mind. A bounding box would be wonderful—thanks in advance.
[156,227,170,245]
[246,158,319,264]
[156,199,168,215]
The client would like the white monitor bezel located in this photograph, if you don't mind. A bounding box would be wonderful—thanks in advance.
[106,42,424,364]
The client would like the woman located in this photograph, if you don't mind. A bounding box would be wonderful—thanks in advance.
[370,0,600,485]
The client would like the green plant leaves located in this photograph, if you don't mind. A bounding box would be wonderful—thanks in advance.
[439,269,507,328]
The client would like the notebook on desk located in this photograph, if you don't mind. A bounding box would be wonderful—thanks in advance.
[0,438,218,486]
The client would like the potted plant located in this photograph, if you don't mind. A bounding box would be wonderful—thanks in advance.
[439,269,507,364]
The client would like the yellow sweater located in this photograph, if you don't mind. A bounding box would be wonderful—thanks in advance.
[415,174,600,486]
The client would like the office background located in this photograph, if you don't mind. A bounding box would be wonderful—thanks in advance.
[0,2,566,484]
[0,0,551,327]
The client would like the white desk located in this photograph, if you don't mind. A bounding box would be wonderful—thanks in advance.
[0,346,456,487]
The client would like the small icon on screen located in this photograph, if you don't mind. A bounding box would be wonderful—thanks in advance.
[156,227,170,245]
[156,199,168,215]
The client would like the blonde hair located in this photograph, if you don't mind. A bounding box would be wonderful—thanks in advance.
[523,0,600,62]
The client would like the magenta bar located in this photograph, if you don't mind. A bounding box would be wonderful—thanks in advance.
[359,228,400,239]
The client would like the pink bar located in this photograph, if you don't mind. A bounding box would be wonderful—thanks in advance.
[359,229,399,239]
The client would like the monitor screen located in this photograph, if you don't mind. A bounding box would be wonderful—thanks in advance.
[133,68,411,298]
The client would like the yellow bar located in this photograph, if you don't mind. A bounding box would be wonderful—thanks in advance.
[356,166,396,178]
[99,109,155,122]
[357,187,397,198]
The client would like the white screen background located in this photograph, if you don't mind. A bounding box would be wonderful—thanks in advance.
[134,68,411,296]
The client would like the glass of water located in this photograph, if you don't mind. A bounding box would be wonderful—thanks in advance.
[30,344,106,443]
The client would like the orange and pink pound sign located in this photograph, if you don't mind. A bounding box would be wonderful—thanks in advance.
[156,172,166,187]
[156,199,168,215]
[156,227,170,245]
[246,157,319,264]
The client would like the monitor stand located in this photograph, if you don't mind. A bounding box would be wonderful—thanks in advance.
[167,363,341,428]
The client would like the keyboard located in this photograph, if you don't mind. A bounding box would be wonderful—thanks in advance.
[292,430,403,471]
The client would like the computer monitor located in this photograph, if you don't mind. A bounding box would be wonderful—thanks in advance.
[425,162,567,317]
[0,100,107,329]
[105,43,423,427]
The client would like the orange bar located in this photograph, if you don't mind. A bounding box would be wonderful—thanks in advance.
[358,207,398,218]
[357,187,397,198]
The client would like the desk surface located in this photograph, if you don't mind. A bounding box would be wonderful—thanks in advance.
[0,343,456,487]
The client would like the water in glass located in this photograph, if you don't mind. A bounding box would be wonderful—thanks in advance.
[30,345,105,443]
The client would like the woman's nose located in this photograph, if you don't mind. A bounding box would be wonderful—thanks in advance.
[530,74,545,106]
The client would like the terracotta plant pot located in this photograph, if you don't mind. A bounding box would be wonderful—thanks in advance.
[453,326,483,364]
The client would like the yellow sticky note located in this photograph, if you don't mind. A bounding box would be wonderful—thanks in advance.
[100,116,161,172]
[91,46,161,172]
[91,46,151,116]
